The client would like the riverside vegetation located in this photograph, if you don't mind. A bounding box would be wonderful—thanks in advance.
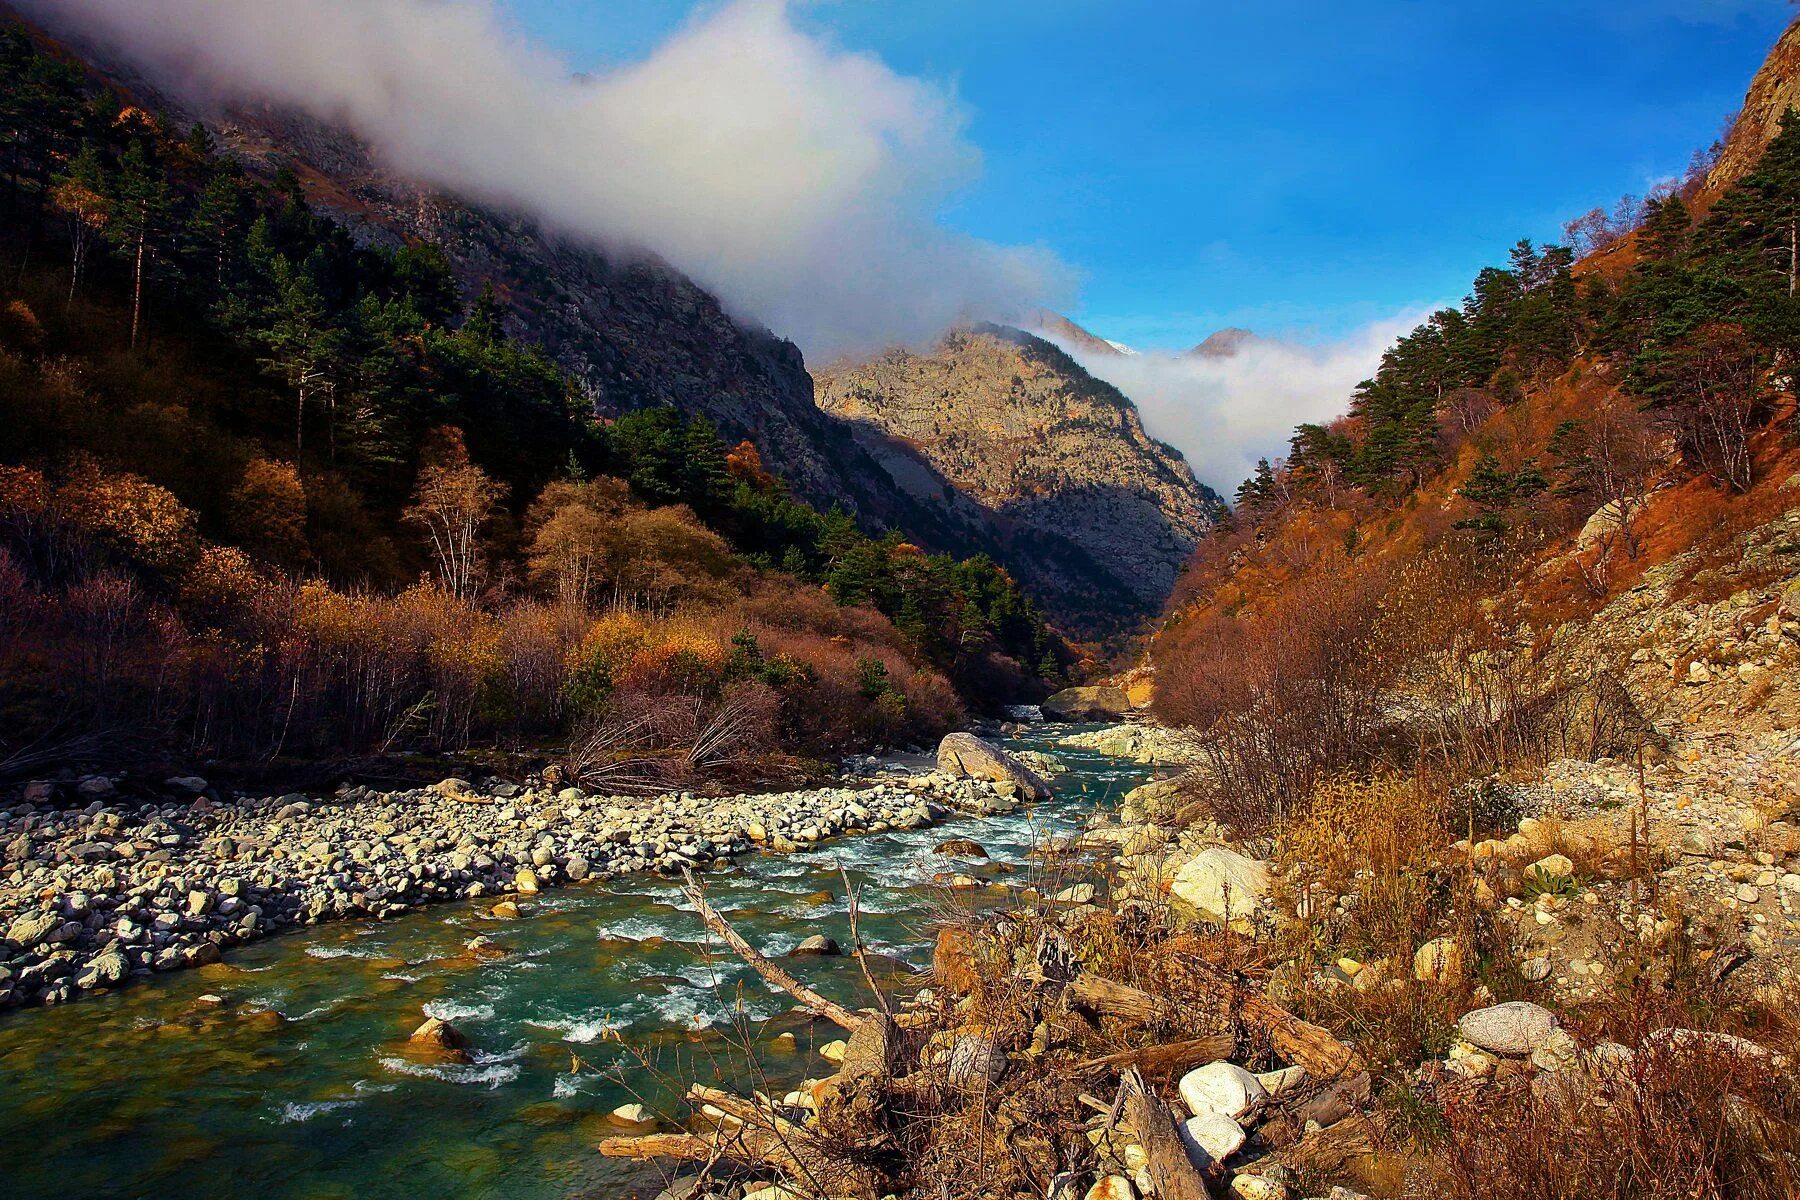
[0,21,1071,790]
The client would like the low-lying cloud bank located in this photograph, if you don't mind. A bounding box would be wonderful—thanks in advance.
[20,0,1069,357]
[1050,314,1426,495]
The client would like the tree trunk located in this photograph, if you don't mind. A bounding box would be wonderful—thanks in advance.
[130,225,145,351]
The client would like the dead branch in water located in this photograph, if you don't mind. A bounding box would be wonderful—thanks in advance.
[680,867,866,1032]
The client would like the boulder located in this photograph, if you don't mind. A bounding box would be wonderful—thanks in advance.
[74,946,129,991]
[409,1016,470,1060]
[788,935,841,957]
[933,838,989,859]
[935,733,1050,801]
[1458,1001,1559,1056]
[1177,1061,1265,1121]
[1043,686,1132,721]
[946,1030,1008,1089]
[6,911,60,948]
[1169,848,1271,925]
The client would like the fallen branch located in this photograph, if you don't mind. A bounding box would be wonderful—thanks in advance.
[1271,1112,1383,1175]
[1065,963,1360,1078]
[1120,1068,1212,1200]
[1074,1034,1238,1077]
[840,864,893,1019]
[1177,958,1364,1078]
[681,868,865,1032]
[1066,972,1180,1027]
[598,1132,715,1162]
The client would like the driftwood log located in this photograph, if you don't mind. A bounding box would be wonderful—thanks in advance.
[1064,967,1360,1079]
[1119,1068,1212,1200]
[681,868,865,1032]
[1074,1034,1238,1078]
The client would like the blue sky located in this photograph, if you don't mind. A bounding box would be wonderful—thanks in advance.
[503,0,1793,349]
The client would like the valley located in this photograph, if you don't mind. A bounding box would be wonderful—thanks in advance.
[3,4,1800,1200]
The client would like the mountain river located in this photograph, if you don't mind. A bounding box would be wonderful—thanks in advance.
[0,725,1152,1200]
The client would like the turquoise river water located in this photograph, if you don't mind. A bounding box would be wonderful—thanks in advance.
[0,726,1151,1200]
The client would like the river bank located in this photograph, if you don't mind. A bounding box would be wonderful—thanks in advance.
[0,739,1060,1013]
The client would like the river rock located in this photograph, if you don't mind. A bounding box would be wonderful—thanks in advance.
[1458,1001,1559,1056]
[6,911,60,948]
[946,1030,1008,1089]
[1180,1111,1247,1163]
[74,946,128,990]
[1413,937,1465,984]
[935,733,1050,800]
[933,838,989,859]
[409,1016,470,1060]
[789,935,840,957]
[1178,1061,1265,1121]
[608,1102,657,1128]
[1169,848,1271,925]
[1042,686,1132,721]
[1084,1175,1138,1200]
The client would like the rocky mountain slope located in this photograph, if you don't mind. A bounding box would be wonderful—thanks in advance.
[815,325,1221,629]
[194,107,969,545]
[1707,14,1800,194]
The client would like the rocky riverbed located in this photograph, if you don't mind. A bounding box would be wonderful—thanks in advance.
[0,749,1043,1012]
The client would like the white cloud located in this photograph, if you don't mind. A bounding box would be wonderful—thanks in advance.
[1045,313,1428,496]
[21,0,1070,357]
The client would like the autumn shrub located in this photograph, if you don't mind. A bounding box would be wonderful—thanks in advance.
[1155,551,1393,832]
[1430,1033,1800,1200]
[227,457,311,568]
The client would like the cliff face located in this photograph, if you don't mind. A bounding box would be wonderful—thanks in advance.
[815,325,1221,630]
[1707,16,1800,194]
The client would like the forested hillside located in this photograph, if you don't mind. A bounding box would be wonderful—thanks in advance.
[1153,63,1800,824]
[0,22,1067,783]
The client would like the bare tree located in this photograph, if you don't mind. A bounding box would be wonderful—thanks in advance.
[403,434,506,601]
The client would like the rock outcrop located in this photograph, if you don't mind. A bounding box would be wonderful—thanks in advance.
[815,325,1220,632]
[1707,15,1800,195]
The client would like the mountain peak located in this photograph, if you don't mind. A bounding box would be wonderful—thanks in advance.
[1189,327,1259,358]
[1024,310,1129,357]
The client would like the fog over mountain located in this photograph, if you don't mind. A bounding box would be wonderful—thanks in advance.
[1043,313,1426,492]
[18,0,1071,358]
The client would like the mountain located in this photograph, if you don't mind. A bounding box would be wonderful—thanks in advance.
[1189,327,1261,358]
[1025,310,1129,357]
[814,324,1221,632]
[12,13,1208,635]
[1705,14,1800,194]
[173,106,967,543]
